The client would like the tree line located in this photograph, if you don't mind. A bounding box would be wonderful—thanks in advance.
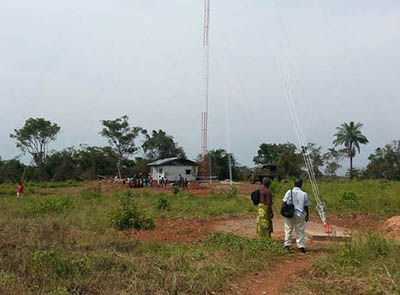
[1,117,399,183]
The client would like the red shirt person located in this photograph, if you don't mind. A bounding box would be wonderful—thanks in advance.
[17,183,24,197]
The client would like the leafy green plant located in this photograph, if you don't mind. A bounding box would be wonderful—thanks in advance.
[171,185,181,195]
[269,179,283,194]
[157,196,170,211]
[108,196,155,230]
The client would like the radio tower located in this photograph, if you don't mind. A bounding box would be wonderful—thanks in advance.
[201,0,210,179]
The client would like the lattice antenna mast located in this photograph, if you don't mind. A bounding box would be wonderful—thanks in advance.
[201,0,210,178]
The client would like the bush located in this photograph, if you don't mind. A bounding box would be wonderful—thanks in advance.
[171,185,181,195]
[157,196,170,211]
[270,179,283,194]
[108,196,155,230]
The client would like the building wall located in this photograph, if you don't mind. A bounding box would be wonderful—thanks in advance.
[150,165,197,182]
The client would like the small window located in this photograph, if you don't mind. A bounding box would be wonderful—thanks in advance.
[159,168,163,173]
[185,169,191,175]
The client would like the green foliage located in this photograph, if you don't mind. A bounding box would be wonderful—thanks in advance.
[269,179,283,194]
[3,181,400,294]
[333,121,369,179]
[378,179,391,190]
[0,158,26,183]
[339,190,358,202]
[171,185,181,195]
[100,115,143,176]
[76,145,119,179]
[31,249,90,279]
[286,234,400,295]
[253,142,302,177]
[203,232,285,255]
[10,118,60,179]
[31,180,81,188]
[44,148,78,181]
[323,148,346,177]
[108,195,155,230]
[0,183,18,196]
[201,149,240,180]
[302,143,324,177]
[157,196,170,211]
[121,190,134,198]
[24,196,73,216]
[142,129,186,161]
[365,140,400,180]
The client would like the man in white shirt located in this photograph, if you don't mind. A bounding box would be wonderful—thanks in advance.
[282,179,311,253]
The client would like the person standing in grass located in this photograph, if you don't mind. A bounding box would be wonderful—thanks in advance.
[283,179,311,253]
[257,177,274,238]
[17,182,24,197]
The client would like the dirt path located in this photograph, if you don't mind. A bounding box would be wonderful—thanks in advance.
[215,217,332,295]
[226,242,328,295]
[128,215,331,295]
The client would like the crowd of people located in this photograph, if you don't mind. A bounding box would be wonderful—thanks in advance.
[114,173,189,190]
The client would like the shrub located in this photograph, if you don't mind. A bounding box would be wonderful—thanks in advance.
[108,196,155,230]
[269,179,283,194]
[157,196,170,211]
[171,185,181,195]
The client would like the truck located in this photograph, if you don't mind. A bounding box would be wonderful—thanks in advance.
[248,165,280,184]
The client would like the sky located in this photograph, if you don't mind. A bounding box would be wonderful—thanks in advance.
[1,0,399,170]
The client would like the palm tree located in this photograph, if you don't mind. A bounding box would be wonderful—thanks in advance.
[333,121,369,179]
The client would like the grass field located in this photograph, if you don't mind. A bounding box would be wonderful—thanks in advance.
[0,179,399,294]
[0,185,282,294]
[285,233,400,295]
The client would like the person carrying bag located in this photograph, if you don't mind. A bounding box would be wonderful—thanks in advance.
[280,189,294,218]
[282,179,311,253]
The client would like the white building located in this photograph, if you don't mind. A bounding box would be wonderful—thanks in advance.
[148,157,199,182]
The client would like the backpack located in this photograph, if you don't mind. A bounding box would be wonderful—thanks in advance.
[251,189,260,206]
[280,190,295,218]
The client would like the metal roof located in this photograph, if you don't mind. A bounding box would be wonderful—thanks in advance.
[147,157,199,167]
